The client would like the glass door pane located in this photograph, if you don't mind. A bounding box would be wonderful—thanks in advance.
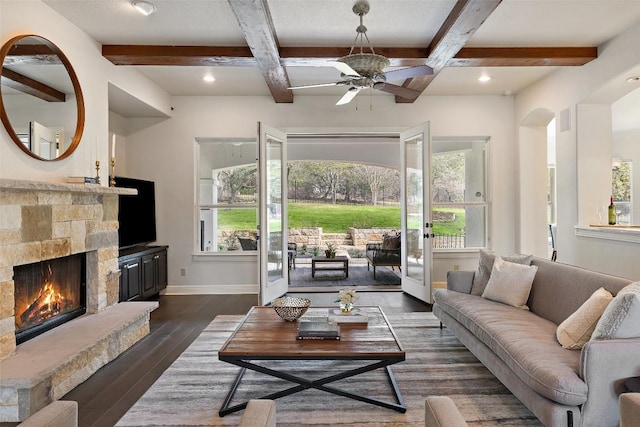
[258,123,288,305]
[400,122,431,303]
[405,138,424,281]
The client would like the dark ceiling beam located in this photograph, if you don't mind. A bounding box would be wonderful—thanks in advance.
[227,0,292,103]
[102,45,256,66]
[1,67,65,102]
[448,47,598,67]
[102,45,596,68]
[2,45,60,65]
[397,0,503,103]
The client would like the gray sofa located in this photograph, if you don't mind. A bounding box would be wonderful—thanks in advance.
[433,257,640,427]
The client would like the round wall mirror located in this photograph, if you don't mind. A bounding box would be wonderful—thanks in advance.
[0,34,85,161]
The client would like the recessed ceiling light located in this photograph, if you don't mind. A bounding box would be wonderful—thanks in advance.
[478,75,492,83]
[132,1,157,16]
[626,76,640,83]
[203,74,216,83]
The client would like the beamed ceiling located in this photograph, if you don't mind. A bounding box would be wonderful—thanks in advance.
[37,0,640,110]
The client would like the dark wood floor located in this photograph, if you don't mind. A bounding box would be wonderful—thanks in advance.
[56,292,429,427]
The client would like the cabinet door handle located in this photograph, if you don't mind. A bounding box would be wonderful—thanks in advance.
[154,255,160,260]
[126,263,139,269]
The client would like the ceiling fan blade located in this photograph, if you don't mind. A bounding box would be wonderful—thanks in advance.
[288,82,339,90]
[336,87,361,105]
[383,65,433,81]
[328,60,360,77]
[372,82,421,100]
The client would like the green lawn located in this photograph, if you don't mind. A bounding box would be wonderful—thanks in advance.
[217,202,465,236]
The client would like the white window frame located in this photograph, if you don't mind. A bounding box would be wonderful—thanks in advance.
[194,138,257,255]
[431,137,490,251]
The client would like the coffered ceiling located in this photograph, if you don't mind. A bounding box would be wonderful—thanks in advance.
[42,0,640,108]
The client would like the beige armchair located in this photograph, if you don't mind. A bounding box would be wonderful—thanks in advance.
[425,396,467,427]
[238,399,276,427]
[620,393,640,427]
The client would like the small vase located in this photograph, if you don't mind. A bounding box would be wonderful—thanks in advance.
[340,302,353,313]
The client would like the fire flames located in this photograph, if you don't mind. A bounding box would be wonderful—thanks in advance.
[17,266,68,328]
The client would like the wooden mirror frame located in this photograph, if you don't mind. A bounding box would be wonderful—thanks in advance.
[0,34,85,161]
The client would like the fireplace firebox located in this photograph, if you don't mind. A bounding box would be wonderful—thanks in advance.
[13,253,86,344]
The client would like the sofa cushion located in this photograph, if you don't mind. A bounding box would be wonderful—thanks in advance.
[592,282,640,340]
[471,250,533,296]
[527,258,631,325]
[481,256,538,310]
[556,287,612,350]
[433,289,587,406]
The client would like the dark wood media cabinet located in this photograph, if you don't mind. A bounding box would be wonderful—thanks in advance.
[118,245,168,301]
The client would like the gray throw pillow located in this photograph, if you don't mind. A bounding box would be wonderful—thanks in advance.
[471,249,533,296]
[591,282,640,340]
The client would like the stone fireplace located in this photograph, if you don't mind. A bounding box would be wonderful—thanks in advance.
[0,179,158,422]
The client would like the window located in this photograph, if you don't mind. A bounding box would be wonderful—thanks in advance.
[431,138,488,249]
[612,159,632,225]
[197,139,257,253]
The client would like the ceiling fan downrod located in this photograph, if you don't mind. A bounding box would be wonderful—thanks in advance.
[350,0,374,56]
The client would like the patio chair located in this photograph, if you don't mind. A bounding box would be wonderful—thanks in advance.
[366,232,401,279]
[287,242,297,269]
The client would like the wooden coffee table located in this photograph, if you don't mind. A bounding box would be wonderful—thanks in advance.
[218,306,405,416]
[311,255,349,278]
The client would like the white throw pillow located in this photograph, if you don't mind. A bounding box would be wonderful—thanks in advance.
[471,249,533,296]
[591,282,640,340]
[481,256,538,310]
[556,287,613,350]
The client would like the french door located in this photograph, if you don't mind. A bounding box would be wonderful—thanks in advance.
[258,123,288,305]
[400,122,432,303]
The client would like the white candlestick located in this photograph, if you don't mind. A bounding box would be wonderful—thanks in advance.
[111,134,116,158]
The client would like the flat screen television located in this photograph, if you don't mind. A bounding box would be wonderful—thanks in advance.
[115,176,157,249]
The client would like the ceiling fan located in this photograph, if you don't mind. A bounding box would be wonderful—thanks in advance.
[288,0,433,105]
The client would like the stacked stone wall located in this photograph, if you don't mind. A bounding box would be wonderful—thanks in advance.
[0,182,125,361]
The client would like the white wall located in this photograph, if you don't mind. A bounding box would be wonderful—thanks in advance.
[515,19,640,280]
[0,1,171,182]
[123,94,516,294]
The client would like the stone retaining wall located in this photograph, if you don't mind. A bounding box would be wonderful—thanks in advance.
[217,227,399,249]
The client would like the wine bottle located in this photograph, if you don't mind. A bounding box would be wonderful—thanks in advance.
[608,196,616,225]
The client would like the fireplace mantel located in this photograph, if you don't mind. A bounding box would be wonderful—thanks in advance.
[0,178,136,195]
[0,178,157,422]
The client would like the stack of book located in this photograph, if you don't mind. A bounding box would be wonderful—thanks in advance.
[328,308,369,325]
[66,176,99,184]
[297,321,340,340]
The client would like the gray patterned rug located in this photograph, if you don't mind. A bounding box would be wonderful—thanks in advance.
[289,264,401,292]
[116,312,541,426]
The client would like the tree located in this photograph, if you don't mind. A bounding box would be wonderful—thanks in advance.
[432,152,465,203]
[305,162,349,204]
[612,162,631,201]
[354,165,398,206]
[218,166,256,204]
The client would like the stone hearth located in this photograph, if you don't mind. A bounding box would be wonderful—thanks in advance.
[0,179,157,422]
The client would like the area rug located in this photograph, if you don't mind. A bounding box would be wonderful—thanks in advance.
[289,264,400,292]
[116,312,541,426]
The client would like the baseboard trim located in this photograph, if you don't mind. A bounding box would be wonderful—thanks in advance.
[163,284,258,295]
